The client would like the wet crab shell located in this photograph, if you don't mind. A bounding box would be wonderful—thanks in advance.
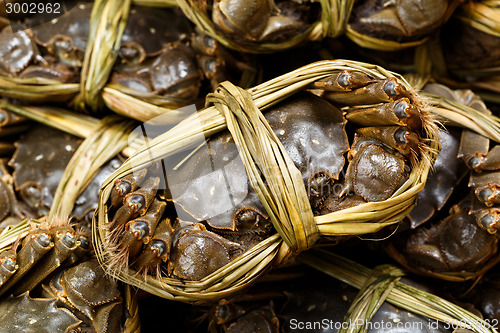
[167,91,348,230]
[398,207,499,276]
[102,84,427,284]
[9,125,81,217]
[121,7,194,57]
[211,0,317,43]
[0,259,139,333]
[177,0,323,52]
[442,4,500,71]
[348,0,456,43]
[387,84,500,281]
[9,124,121,221]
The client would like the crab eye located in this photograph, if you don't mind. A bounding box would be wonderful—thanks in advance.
[215,304,231,323]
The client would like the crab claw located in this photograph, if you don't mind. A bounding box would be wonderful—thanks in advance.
[109,176,160,230]
[109,168,148,210]
[169,228,240,281]
[345,98,422,130]
[325,78,410,106]
[341,141,406,201]
[120,199,166,257]
[134,218,175,274]
[475,184,500,207]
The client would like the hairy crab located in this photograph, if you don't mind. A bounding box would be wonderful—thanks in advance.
[0,259,136,333]
[210,0,320,44]
[103,69,431,284]
[348,0,460,44]
[387,84,500,280]
[9,124,121,223]
[206,265,452,333]
[0,1,251,109]
[0,121,126,296]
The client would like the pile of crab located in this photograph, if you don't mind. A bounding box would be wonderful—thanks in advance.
[0,1,500,332]
[0,1,251,111]
[102,69,433,282]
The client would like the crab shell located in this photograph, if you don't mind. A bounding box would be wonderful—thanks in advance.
[9,124,121,221]
[166,91,348,230]
[211,0,317,43]
[349,0,454,42]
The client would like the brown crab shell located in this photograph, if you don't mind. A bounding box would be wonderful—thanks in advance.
[9,124,121,221]
[166,91,348,231]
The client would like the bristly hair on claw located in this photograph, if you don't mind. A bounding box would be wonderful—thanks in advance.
[411,91,441,172]
[102,223,131,277]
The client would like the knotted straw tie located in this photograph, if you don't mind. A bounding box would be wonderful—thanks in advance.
[207,81,319,253]
[339,265,405,333]
[78,0,132,111]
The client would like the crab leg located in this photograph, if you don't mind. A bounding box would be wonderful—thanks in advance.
[9,226,78,296]
[109,176,160,230]
[134,217,175,274]
[458,129,490,172]
[324,78,410,106]
[355,126,420,157]
[63,231,92,267]
[120,198,166,257]
[345,98,422,130]
[0,250,17,287]
[0,229,53,295]
[475,208,500,233]
[109,168,148,210]
[311,70,372,91]
[474,184,500,207]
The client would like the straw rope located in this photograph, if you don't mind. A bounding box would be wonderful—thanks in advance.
[339,265,405,333]
[208,82,318,252]
[300,249,498,333]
